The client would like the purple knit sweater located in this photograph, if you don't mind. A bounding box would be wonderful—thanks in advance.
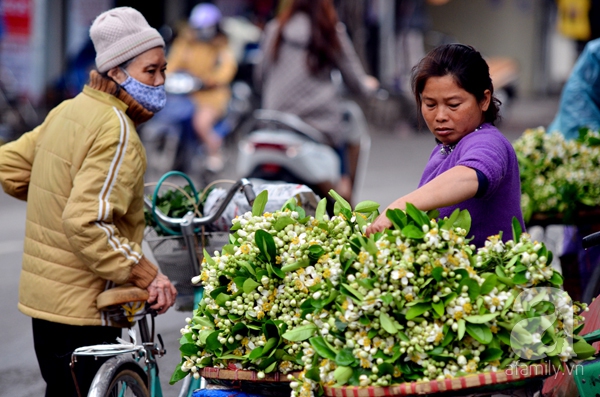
[418,123,525,247]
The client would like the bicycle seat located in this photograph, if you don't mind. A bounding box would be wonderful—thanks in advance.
[97,285,149,310]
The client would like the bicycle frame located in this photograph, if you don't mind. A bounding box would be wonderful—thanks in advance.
[75,178,255,397]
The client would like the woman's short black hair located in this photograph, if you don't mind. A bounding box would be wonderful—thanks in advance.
[411,43,501,124]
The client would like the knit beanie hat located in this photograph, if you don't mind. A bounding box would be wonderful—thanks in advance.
[90,7,165,73]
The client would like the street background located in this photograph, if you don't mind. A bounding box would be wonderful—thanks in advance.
[0,94,560,396]
[0,0,590,395]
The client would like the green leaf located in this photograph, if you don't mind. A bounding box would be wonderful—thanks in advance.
[281,259,309,273]
[512,217,522,242]
[573,339,596,360]
[262,337,279,356]
[355,200,380,213]
[170,364,189,385]
[455,209,472,235]
[315,198,327,221]
[480,348,503,363]
[255,229,276,263]
[310,336,337,360]
[440,329,454,347]
[333,366,353,385]
[480,274,497,295]
[441,208,460,231]
[549,271,564,286]
[271,265,285,279]
[406,302,430,320]
[239,261,256,276]
[464,313,499,324]
[206,331,222,351]
[405,202,429,227]
[335,349,357,366]
[252,190,268,216]
[386,208,407,230]
[465,323,493,344]
[248,346,264,360]
[308,244,325,261]
[432,301,445,317]
[215,293,231,306]
[432,266,444,282]
[179,342,199,356]
[203,248,216,267]
[329,190,351,211]
[282,324,317,342]
[380,312,398,334]
[512,271,528,284]
[243,278,260,294]
[274,216,295,231]
[402,224,425,240]
[342,283,365,301]
[459,278,480,302]
[457,319,466,340]
[264,360,278,373]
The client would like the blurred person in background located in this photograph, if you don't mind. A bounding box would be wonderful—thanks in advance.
[254,0,378,203]
[546,37,600,302]
[166,2,238,173]
[0,7,177,396]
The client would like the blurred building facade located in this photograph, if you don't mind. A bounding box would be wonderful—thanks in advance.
[0,0,586,112]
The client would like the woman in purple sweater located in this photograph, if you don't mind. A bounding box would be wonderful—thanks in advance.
[366,44,524,247]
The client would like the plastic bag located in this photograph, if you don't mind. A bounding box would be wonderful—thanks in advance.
[203,180,320,231]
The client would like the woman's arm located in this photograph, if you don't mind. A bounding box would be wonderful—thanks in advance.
[335,23,377,97]
[253,21,278,94]
[365,166,478,235]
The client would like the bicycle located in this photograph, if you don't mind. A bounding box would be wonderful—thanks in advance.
[70,177,256,397]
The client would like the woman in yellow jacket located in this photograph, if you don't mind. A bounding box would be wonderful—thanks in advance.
[0,8,177,396]
[167,3,238,172]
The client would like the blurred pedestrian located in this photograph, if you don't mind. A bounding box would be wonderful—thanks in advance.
[254,0,378,204]
[547,37,600,303]
[166,3,238,172]
[366,44,524,247]
[0,7,177,396]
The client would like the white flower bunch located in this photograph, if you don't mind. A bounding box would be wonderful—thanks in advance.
[513,127,600,221]
[171,193,593,396]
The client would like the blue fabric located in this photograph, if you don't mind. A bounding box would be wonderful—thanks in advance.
[547,38,600,139]
[121,73,167,113]
[548,38,600,298]
[192,390,265,397]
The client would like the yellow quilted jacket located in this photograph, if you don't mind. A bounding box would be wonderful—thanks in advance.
[0,72,158,326]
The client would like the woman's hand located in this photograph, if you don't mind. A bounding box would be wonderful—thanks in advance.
[147,273,178,314]
[365,213,392,236]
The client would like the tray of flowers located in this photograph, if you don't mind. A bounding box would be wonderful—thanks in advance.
[513,126,600,226]
[170,190,595,396]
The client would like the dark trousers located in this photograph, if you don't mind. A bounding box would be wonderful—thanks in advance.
[32,318,121,397]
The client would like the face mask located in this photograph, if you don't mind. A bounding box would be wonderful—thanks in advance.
[120,69,167,113]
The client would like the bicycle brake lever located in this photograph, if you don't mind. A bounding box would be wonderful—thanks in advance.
[156,333,167,356]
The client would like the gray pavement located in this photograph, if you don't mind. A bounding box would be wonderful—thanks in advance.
[0,94,560,396]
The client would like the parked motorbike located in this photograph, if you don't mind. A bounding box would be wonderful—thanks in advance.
[236,100,371,212]
[141,71,254,184]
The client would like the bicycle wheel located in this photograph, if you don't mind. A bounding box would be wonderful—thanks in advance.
[102,368,148,397]
[88,356,149,397]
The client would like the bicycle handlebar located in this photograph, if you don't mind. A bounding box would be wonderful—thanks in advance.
[583,231,600,249]
[144,178,255,230]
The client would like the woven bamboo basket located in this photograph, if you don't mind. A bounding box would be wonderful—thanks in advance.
[199,367,301,396]
[323,364,550,397]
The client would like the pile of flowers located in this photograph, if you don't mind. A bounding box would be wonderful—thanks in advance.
[170,190,594,396]
[513,126,600,222]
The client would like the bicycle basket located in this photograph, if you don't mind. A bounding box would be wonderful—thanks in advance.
[144,227,230,311]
